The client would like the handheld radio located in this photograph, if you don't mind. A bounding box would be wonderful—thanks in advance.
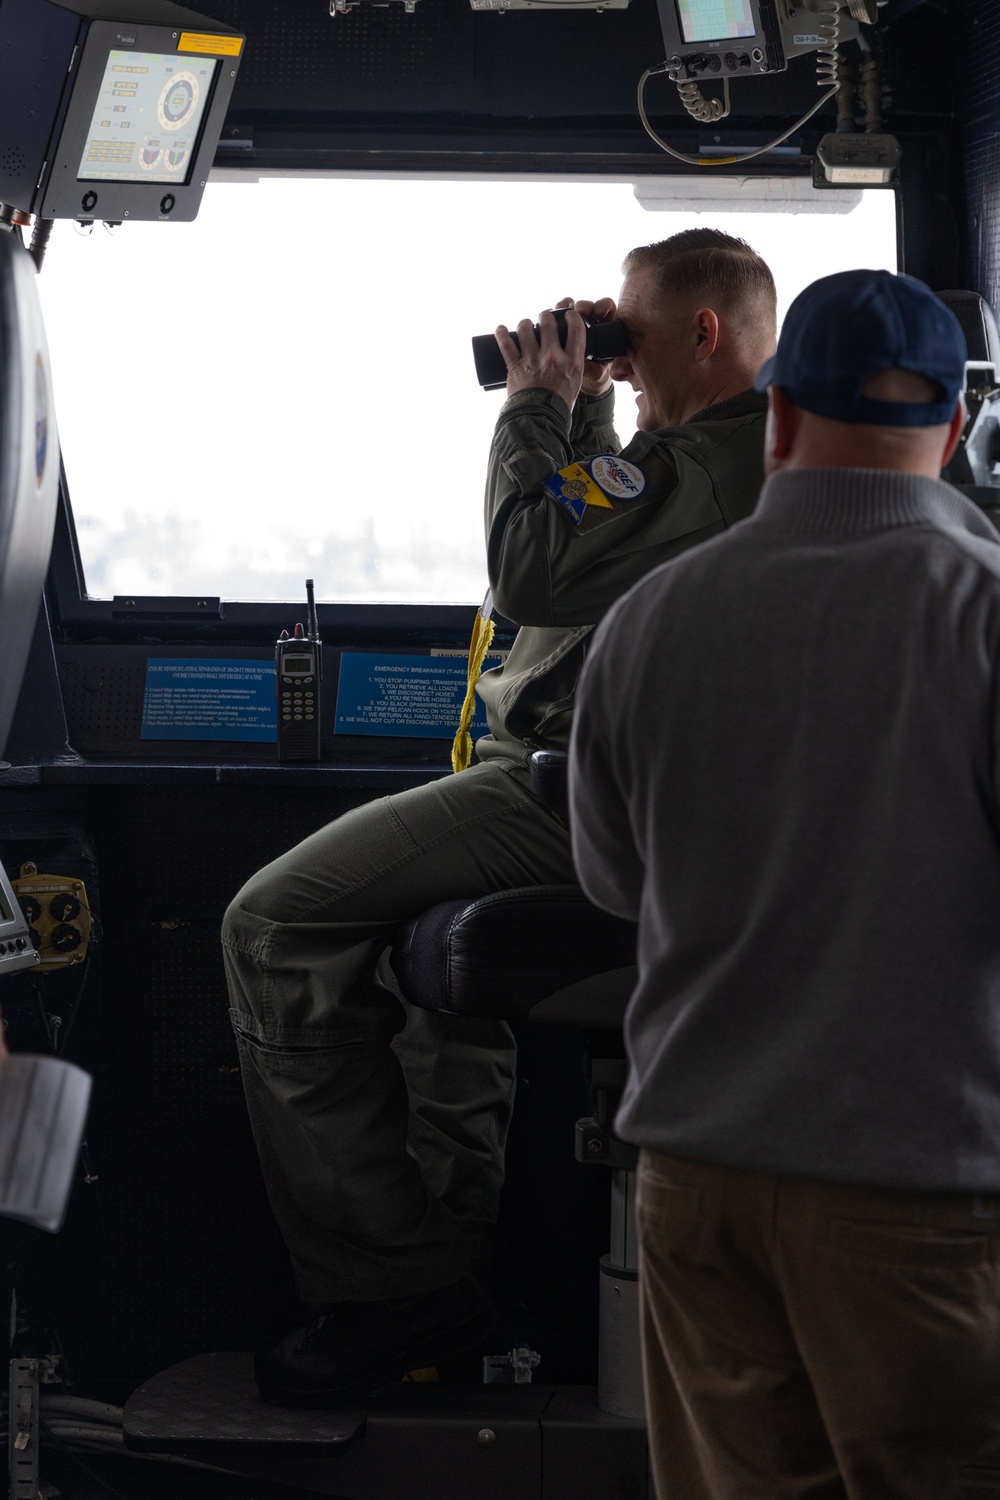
[276,580,322,761]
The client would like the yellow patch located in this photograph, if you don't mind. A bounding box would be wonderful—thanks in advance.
[543,463,614,525]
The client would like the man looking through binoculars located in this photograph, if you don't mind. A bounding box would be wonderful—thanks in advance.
[223,226,777,1407]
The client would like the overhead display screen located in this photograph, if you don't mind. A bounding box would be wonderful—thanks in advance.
[676,0,756,42]
[78,51,218,184]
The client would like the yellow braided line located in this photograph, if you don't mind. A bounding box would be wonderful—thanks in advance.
[451,609,496,773]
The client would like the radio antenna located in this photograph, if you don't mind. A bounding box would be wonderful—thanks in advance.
[305,579,319,643]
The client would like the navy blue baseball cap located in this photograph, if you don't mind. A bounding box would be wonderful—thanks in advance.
[755,269,967,427]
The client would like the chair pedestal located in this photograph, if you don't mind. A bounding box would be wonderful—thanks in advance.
[600,1152,641,1419]
[392,892,643,1421]
[600,1240,641,1421]
[575,1051,642,1418]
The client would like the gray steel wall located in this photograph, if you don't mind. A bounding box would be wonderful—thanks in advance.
[955,0,1000,309]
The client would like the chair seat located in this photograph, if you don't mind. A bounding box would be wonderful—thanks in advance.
[390,885,637,1023]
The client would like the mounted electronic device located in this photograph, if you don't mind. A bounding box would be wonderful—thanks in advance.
[275,580,323,763]
[0,0,244,227]
[654,0,790,84]
[644,0,894,174]
[0,862,37,980]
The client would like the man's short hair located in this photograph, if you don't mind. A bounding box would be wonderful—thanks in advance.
[622,229,777,332]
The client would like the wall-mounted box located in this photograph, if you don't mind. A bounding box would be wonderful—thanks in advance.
[0,0,244,223]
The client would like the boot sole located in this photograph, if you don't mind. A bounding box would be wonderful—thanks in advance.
[256,1301,498,1409]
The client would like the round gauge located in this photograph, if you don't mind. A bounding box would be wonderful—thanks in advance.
[50,894,81,923]
[51,923,82,954]
[18,896,41,925]
[157,71,200,132]
[164,147,189,173]
[139,147,164,172]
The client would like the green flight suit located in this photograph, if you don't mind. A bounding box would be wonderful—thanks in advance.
[223,384,767,1308]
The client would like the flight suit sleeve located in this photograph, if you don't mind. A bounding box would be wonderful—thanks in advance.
[568,387,621,461]
[569,603,644,920]
[485,387,724,628]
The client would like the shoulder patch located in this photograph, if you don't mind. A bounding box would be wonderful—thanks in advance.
[543,454,647,526]
[543,462,613,526]
[590,454,646,500]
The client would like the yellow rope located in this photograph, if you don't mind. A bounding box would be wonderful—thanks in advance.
[451,606,496,773]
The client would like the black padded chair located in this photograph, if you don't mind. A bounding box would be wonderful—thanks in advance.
[938,288,1000,367]
[939,289,1000,514]
[390,750,643,1418]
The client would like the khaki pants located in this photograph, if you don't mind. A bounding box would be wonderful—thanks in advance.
[222,758,574,1308]
[637,1149,1000,1500]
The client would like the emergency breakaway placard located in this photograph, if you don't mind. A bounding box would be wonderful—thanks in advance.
[335,653,501,739]
[141,659,277,742]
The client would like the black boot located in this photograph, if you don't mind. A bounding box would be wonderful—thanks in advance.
[255,1276,496,1407]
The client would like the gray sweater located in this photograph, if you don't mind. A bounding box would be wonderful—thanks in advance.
[570,467,1000,1191]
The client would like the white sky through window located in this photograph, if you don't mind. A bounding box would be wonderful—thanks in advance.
[36,177,897,604]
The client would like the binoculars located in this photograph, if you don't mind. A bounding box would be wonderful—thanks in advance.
[472,308,630,390]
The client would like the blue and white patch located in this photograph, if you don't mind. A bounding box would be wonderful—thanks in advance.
[590,454,646,501]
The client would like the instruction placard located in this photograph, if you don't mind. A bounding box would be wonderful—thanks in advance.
[141,659,277,742]
[335,653,497,739]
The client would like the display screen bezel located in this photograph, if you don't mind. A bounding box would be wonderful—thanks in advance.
[77,49,220,188]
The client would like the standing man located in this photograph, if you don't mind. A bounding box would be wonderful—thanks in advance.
[570,269,1000,1499]
[223,229,776,1408]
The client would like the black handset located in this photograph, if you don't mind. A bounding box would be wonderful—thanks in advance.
[276,580,322,762]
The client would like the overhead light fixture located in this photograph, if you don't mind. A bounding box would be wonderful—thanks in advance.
[813,132,901,185]
[331,0,420,13]
[633,175,863,213]
[469,0,629,8]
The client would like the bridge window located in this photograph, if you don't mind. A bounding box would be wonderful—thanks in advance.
[37,176,897,606]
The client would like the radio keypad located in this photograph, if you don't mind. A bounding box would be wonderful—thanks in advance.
[281,675,317,722]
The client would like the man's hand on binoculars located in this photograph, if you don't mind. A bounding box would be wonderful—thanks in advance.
[495,306,589,410]
[555,297,618,397]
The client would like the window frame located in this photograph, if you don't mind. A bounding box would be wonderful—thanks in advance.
[43,164,901,648]
[47,464,490,649]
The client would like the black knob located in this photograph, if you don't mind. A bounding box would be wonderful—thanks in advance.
[50,923,82,953]
[27,927,42,951]
[160,193,175,215]
[50,893,81,922]
[19,896,41,924]
[81,191,97,213]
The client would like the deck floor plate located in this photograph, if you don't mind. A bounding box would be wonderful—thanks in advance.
[121,1362,648,1498]
[123,1352,367,1454]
